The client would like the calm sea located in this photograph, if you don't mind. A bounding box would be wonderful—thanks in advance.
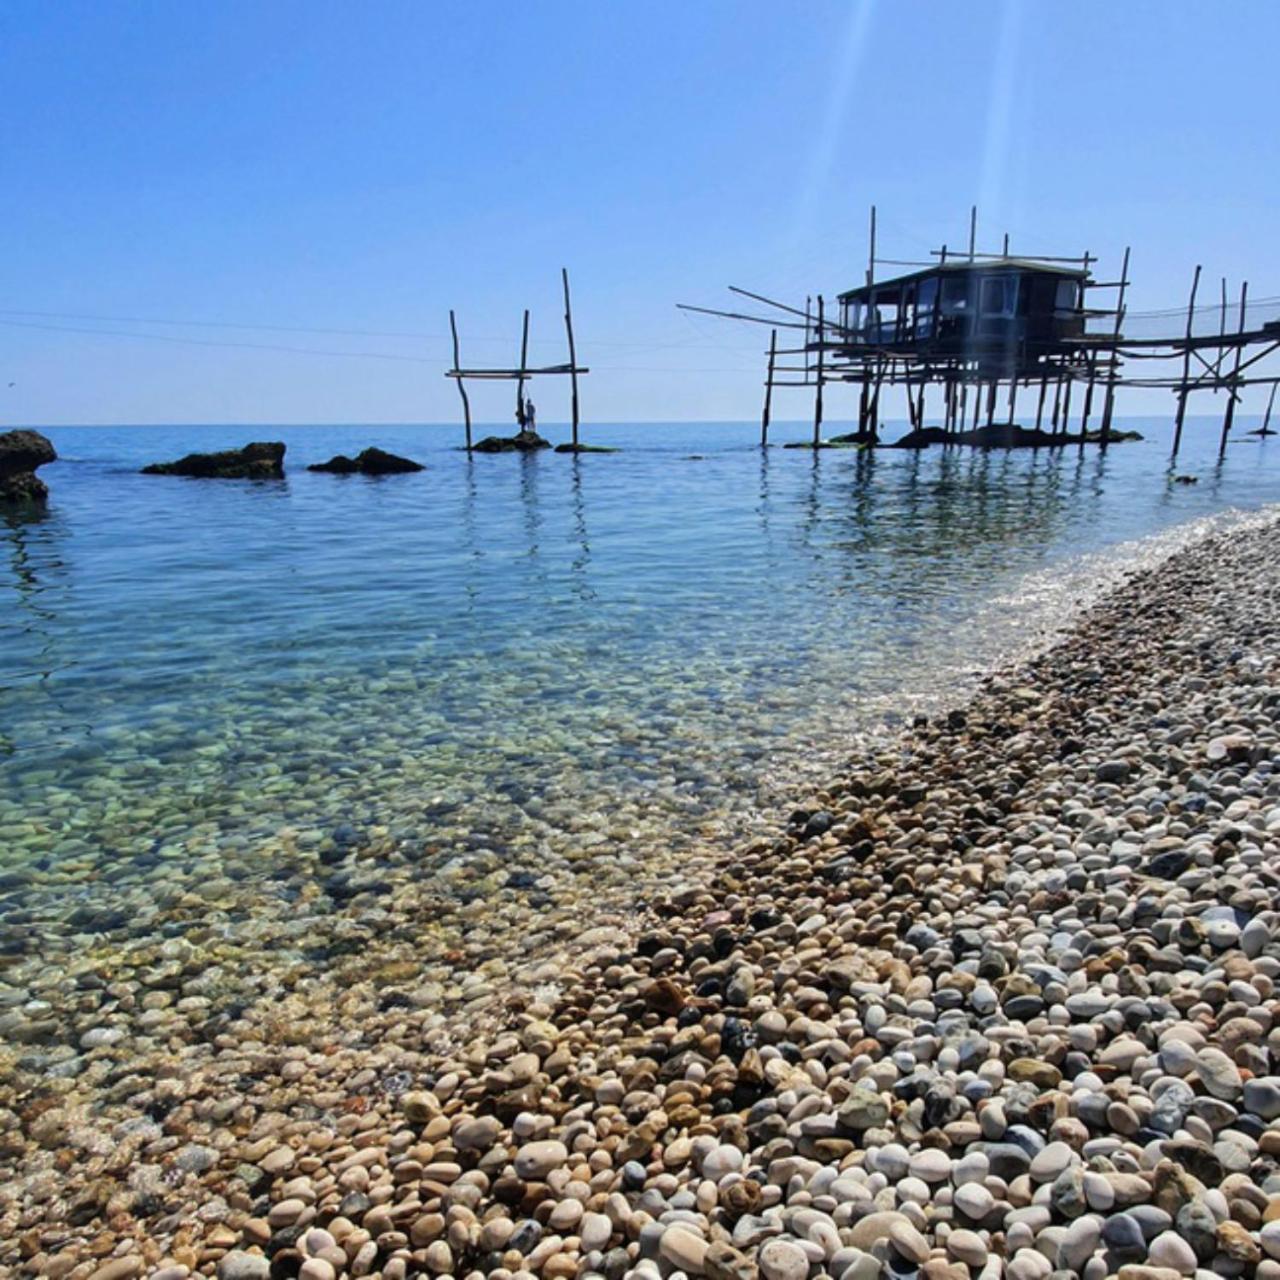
[1,417,1277,966]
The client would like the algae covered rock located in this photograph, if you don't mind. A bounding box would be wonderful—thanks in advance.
[142,441,285,478]
[307,447,424,474]
[472,433,550,453]
[0,428,57,503]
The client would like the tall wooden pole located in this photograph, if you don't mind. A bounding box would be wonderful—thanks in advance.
[1100,246,1131,443]
[1221,280,1248,456]
[867,206,877,288]
[1262,382,1278,436]
[1173,265,1202,458]
[968,206,978,261]
[813,295,825,446]
[562,269,580,448]
[761,328,777,447]
[516,308,530,429]
[449,309,473,453]
[1080,354,1097,442]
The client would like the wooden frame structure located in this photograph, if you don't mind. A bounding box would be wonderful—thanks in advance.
[682,208,1280,459]
[446,269,590,452]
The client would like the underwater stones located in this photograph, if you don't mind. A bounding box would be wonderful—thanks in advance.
[141,441,285,478]
[0,428,56,503]
[306,447,424,475]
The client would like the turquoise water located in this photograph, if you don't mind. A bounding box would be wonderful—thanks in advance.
[1,418,1277,1014]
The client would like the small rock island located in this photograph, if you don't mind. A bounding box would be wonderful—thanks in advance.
[307,447,424,474]
[141,442,286,479]
[0,429,58,503]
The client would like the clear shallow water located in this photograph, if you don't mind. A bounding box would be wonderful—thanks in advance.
[1,418,1278,976]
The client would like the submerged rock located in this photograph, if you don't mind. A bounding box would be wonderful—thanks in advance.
[141,441,285,478]
[307,447,424,475]
[0,428,57,503]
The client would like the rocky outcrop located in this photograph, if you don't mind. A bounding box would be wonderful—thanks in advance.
[472,432,551,454]
[141,442,285,478]
[307,447,424,475]
[888,424,1143,449]
[0,429,57,503]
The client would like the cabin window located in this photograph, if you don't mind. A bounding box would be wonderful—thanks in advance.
[980,277,1016,317]
[1055,280,1081,312]
[915,278,938,336]
[940,276,970,313]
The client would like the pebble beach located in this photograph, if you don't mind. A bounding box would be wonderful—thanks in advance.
[6,506,1280,1280]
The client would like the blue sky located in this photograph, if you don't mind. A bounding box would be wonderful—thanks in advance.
[3,1,1278,425]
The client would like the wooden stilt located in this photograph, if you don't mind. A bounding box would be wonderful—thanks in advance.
[516,308,530,428]
[985,378,997,428]
[813,295,825,446]
[562,269,581,448]
[1007,377,1019,428]
[1081,354,1097,444]
[1035,375,1049,431]
[1221,280,1248,456]
[1262,382,1278,436]
[1051,377,1064,435]
[1173,265,1202,458]
[761,328,777,447]
[867,206,877,289]
[449,309,473,452]
[1100,246,1131,442]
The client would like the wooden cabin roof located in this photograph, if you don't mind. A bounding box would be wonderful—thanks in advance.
[839,257,1089,304]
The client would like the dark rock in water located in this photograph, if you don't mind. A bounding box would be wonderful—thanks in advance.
[554,442,619,454]
[1174,474,1198,485]
[0,429,57,503]
[142,441,285,478]
[472,433,551,453]
[887,423,1140,450]
[307,446,424,475]
[827,429,879,444]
